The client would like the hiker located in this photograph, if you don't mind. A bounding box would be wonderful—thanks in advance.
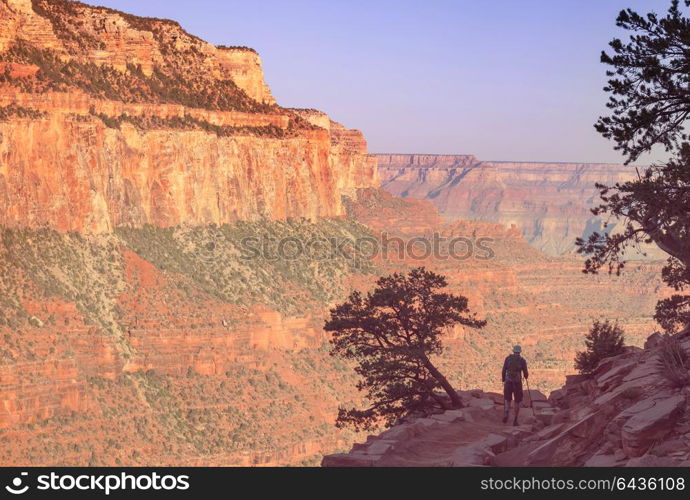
[501,345,528,426]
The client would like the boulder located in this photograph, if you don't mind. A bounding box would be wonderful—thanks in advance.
[548,388,565,404]
[621,395,686,457]
[644,332,663,349]
[520,390,547,407]
[462,405,491,423]
[485,391,505,405]
[458,389,484,401]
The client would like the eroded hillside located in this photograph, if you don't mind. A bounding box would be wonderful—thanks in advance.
[0,192,665,465]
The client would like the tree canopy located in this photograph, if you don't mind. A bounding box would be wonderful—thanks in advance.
[325,267,485,430]
[577,0,690,334]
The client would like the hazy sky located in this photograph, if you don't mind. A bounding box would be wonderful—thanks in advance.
[82,0,674,164]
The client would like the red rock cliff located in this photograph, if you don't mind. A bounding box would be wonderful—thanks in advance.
[0,0,378,232]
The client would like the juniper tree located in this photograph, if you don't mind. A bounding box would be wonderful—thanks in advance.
[577,0,690,333]
[325,267,485,430]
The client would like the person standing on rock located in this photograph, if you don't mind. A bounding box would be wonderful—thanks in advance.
[502,345,528,426]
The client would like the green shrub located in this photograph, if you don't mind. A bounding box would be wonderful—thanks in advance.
[574,320,625,376]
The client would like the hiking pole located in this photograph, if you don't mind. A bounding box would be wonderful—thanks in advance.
[525,376,536,417]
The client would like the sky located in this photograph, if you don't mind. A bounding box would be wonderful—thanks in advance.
[81,0,674,164]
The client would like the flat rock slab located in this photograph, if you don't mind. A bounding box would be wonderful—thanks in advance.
[621,395,686,457]
[431,409,465,423]
[596,361,636,389]
[367,440,396,455]
[413,418,441,429]
[449,445,491,466]
[469,398,495,410]
[379,424,417,441]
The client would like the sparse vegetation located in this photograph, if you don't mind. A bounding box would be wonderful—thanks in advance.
[116,219,377,313]
[1,40,273,113]
[0,104,46,121]
[217,45,258,54]
[658,334,690,387]
[87,106,289,138]
[574,320,625,376]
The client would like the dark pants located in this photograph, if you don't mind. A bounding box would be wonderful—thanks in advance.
[503,380,523,403]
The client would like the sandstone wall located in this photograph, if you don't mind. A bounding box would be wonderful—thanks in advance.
[0,114,378,232]
[0,0,378,232]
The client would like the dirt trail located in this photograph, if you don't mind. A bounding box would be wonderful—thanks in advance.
[378,407,536,466]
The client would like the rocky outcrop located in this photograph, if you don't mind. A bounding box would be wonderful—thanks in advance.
[377,154,645,255]
[324,333,690,467]
[215,47,276,105]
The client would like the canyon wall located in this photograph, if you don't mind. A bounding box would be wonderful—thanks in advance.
[0,0,378,232]
[377,154,640,255]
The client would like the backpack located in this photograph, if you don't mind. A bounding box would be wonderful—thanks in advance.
[506,354,522,383]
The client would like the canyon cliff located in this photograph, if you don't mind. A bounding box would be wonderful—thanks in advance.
[377,154,642,255]
[0,0,378,232]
